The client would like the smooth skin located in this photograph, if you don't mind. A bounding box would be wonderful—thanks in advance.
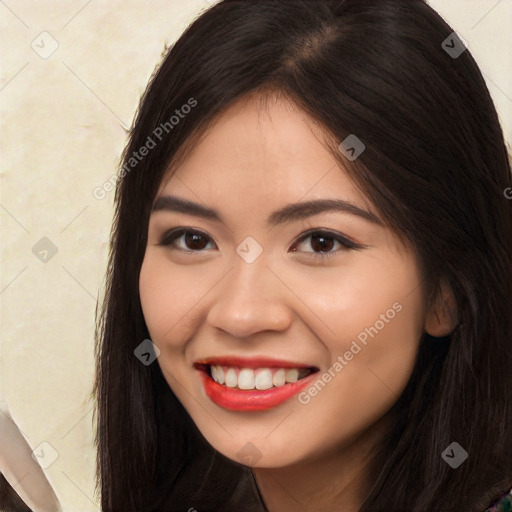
[139,93,456,511]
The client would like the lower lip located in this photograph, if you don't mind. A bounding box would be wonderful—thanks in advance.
[197,369,317,411]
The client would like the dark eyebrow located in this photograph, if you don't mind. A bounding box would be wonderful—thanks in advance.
[151,195,382,226]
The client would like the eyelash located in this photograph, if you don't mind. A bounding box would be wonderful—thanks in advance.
[157,227,362,261]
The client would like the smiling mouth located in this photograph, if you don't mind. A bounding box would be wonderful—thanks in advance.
[194,360,319,411]
[196,363,314,390]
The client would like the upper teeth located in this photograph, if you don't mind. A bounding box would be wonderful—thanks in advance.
[210,366,311,390]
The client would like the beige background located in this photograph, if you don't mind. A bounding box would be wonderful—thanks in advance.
[1,1,511,510]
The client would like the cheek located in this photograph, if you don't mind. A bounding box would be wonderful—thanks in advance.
[288,305,422,462]
[139,250,243,352]
[276,249,424,349]
[138,251,204,346]
[282,253,424,415]
[294,265,423,434]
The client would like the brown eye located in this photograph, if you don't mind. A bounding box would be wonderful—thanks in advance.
[290,229,360,261]
[158,228,215,252]
[309,233,336,253]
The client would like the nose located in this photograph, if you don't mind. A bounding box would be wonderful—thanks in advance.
[206,255,293,339]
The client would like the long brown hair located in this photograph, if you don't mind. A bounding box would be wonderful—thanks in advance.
[93,1,512,510]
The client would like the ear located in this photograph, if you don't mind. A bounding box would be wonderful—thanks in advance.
[424,279,458,337]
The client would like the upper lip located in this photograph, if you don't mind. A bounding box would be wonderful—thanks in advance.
[194,356,318,370]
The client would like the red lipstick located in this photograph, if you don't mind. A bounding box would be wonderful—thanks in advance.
[194,357,318,412]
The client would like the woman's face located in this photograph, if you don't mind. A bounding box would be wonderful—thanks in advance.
[139,95,429,468]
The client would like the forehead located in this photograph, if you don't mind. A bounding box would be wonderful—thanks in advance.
[158,94,371,213]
